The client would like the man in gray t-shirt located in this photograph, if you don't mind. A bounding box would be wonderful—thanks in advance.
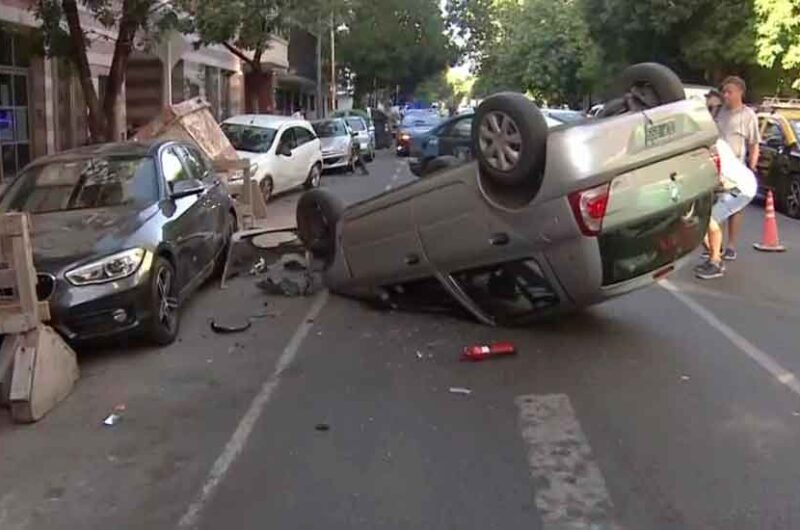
[713,76,760,261]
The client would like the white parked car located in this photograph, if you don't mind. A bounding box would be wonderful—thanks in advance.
[311,118,356,171]
[220,115,323,202]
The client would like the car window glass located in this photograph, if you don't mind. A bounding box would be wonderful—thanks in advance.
[278,128,297,152]
[177,145,208,181]
[451,117,473,138]
[346,118,366,132]
[221,123,278,153]
[763,122,784,143]
[161,148,191,186]
[294,127,313,146]
[312,120,347,137]
[450,260,559,323]
[0,156,159,213]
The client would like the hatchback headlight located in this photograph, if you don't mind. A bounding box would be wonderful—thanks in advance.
[66,248,146,286]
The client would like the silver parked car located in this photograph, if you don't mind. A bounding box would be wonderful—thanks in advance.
[311,118,355,171]
[297,64,719,324]
[344,116,375,161]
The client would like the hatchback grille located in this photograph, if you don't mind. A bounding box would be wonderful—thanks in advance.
[36,273,56,301]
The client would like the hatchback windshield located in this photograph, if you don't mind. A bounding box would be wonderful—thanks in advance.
[346,118,367,132]
[0,156,159,214]
[221,123,278,153]
[402,113,439,127]
[313,120,348,137]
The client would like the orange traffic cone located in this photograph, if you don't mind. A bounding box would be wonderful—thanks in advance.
[753,190,787,252]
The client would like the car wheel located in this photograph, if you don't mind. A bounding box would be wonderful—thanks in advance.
[601,63,685,116]
[473,92,548,188]
[146,256,180,346]
[420,155,461,177]
[259,176,274,203]
[782,175,800,219]
[305,163,322,189]
[296,189,345,262]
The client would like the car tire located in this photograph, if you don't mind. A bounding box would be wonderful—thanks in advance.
[146,256,180,346]
[472,92,548,188]
[781,175,800,219]
[296,189,345,262]
[603,63,685,115]
[260,176,274,203]
[304,163,322,189]
[420,155,461,177]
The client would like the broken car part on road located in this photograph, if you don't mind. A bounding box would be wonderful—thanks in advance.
[296,63,720,326]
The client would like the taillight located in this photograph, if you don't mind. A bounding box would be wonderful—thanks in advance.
[568,182,611,236]
[709,144,721,176]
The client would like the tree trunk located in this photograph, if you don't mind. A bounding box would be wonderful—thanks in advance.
[101,0,139,142]
[62,0,106,143]
[315,23,323,119]
[244,67,275,113]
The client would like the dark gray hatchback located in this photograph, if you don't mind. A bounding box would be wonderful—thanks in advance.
[0,140,236,344]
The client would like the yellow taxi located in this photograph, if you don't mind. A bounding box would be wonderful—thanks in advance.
[756,98,800,218]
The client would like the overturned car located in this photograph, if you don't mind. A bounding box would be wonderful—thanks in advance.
[296,64,720,325]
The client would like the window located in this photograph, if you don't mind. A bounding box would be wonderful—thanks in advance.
[450,117,473,138]
[294,127,314,146]
[278,128,297,152]
[345,117,366,131]
[0,156,159,213]
[763,121,784,143]
[312,120,348,137]
[221,123,278,153]
[161,148,190,186]
[177,145,210,181]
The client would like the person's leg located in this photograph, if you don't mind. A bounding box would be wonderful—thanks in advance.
[696,198,731,279]
[724,210,744,260]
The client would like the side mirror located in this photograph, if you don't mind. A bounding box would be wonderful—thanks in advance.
[171,179,205,199]
[277,143,292,156]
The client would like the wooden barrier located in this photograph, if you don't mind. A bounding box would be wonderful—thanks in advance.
[0,213,79,423]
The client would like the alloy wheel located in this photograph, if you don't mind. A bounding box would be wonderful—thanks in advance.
[156,266,178,333]
[786,178,800,218]
[478,111,522,172]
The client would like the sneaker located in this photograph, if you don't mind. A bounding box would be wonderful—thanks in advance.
[693,259,725,273]
[695,261,725,280]
[722,248,737,261]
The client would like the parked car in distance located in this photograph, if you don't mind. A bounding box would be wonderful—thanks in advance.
[756,100,800,217]
[408,111,571,177]
[297,63,719,325]
[344,116,375,161]
[332,109,376,150]
[312,118,355,171]
[396,111,441,156]
[0,140,237,345]
[220,115,323,204]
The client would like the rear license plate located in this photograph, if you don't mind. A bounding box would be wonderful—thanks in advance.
[645,120,677,146]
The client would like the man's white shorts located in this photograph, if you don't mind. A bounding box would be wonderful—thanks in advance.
[711,189,753,223]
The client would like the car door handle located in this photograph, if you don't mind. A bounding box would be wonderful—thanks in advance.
[404,253,420,265]
[489,232,510,246]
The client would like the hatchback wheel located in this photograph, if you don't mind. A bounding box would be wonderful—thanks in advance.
[305,163,322,189]
[783,175,800,219]
[146,257,180,345]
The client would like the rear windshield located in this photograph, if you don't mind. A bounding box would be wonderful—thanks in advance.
[221,123,278,153]
[0,156,158,214]
[346,118,366,131]
[402,113,439,127]
[313,120,348,137]
[792,120,800,140]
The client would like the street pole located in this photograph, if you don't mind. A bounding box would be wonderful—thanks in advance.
[330,11,336,113]
[315,19,323,119]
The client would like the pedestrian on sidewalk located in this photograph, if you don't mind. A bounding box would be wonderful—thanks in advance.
[712,76,760,262]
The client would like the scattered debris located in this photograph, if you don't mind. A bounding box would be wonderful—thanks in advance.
[449,387,472,396]
[210,319,252,334]
[793,411,800,417]
[113,403,126,413]
[462,342,517,362]
[680,375,691,382]
[103,414,121,427]
[249,257,267,275]
[250,310,282,319]
[416,351,424,360]
[315,423,331,432]
[280,253,307,271]
[256,275,314,297]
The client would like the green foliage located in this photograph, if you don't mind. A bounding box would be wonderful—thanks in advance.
[755,0,800,90]
[472,0,600,106]
[336,0,453,96]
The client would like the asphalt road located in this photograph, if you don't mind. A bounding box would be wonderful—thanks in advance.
[3,150,800,530]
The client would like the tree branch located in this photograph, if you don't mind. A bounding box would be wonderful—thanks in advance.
[222,41,258,70]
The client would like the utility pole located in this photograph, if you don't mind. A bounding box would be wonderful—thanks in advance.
[315,18,323,119]
[330,11,336,113]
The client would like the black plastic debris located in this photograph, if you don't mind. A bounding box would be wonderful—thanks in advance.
[315,423,331,432]
[210,319,252,334]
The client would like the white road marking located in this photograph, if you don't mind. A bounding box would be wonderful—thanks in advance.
[177,291,330,529]
[661,279,800,396]
[515,394,620,530]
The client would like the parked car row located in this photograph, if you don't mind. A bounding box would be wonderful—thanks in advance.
[755,99,800,218]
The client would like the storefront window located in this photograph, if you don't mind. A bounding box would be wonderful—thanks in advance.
[0,28,32,182]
